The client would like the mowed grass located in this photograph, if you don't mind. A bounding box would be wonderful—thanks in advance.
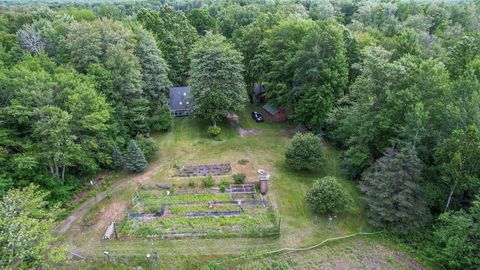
[71,105,425,269]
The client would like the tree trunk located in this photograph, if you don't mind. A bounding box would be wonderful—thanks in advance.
[445,181,457,211]
[61,166,65,183]
[212,120,217,128]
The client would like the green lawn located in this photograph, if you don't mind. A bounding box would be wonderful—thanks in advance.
[67,105,426,269]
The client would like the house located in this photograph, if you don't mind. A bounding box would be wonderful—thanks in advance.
[263,104,287,122]
[169,86,191,117]
[252,84,266,103]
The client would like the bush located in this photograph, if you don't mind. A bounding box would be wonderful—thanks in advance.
[136,135,159,160]
[220,179,230,192]
[285,133,324,171]
[305,176,351,215]
[207,125,221,137]
[188,180,196,187]
[232,173,246,184]
[202,175,215,187]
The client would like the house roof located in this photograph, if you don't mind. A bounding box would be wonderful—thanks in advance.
[263,104,279,115]
[252,84,266,95]
[169,86,190,111]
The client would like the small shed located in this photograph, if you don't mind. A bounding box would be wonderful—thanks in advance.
[263,104,287,122]
[252,84,266,103]
[169,86,191,117]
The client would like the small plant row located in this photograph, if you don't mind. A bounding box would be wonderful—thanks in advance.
[120,209,277,238]
[168,204,241,215]
[138,193,232,205]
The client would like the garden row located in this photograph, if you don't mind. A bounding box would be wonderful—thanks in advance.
[120,184,278,239]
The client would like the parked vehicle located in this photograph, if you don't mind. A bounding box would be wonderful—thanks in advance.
[251,111,264,122]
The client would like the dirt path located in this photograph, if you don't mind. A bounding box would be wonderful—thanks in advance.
[54,162,163,234]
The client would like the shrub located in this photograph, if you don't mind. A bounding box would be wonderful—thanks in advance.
[238,159,249,165]
[305,176,352,215]
[136,135,159,160]
[188,180,196,187]
[285,133,324,171]
[202,175,215,187]
[207,125,221,137]
[220,179,230,192]
[232,173,246,184]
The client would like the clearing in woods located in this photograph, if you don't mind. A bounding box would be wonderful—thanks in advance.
[58,105,428,269]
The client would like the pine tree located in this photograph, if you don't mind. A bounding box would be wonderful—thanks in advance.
[361,144,431,232]
[124,139,148,173]
[112,145,124,169]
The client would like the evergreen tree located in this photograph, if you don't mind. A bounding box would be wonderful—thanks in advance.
[112,145,124,169]
[124,139,147,173]
[362,144,431,232]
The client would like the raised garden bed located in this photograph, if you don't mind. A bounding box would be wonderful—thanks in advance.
[176,163,232,177]
[120,185,279,239]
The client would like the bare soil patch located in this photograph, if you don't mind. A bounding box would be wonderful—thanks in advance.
[94,202,128,231]
[281,126,310,137]
[238,127,263,137]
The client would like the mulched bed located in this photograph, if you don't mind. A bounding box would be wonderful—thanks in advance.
[177,163,231,177]
[185,211,242,218]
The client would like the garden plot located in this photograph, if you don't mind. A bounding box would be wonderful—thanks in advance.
[176,163,232,177]
[119,186,279,239]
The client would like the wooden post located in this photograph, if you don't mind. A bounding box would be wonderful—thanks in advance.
[113,222,118,240]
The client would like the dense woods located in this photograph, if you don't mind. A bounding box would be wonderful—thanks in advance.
[0,0,479,268]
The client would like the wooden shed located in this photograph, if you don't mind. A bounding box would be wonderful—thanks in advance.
[263,104,287,122]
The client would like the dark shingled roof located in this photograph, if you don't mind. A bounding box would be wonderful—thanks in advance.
[169,86,190,111]
[263,104,279,115]
[252,84,266,95]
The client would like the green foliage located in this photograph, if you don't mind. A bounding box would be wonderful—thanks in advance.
[111,145,124,169]
[306,176,352,215]
[328,48,454,179]
[434,126,480,210]
[285,133,324,171]
[135,135,158,160]
[124,139,148,173]
[362,145,431,232]
[220,179,230,192]
[291,20,348,128]
[232,173,246,184]
[431,196,480,269]
[189,33,247,124]
[187,9,219,36]
[137,6,198,84]
[0,184,68,269]
[133,26,172,131]
[207,125,222,137]
[188,180,196,188]
[202,175,215,188]
[149,104,173,131]
[0,54,114,182]
[256,19,314,108]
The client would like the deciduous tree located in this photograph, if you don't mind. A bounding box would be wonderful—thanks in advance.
[188,33,247,127]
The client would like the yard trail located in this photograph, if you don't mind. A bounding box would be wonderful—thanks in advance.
[54,161,163,234]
